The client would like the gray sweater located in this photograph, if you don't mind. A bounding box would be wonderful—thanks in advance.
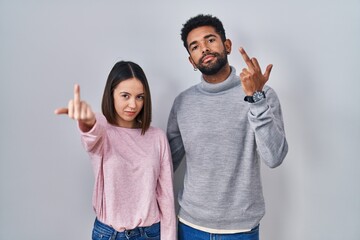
[167,66,288,230]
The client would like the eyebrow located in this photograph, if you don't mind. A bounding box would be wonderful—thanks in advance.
[119,91,144,96]
[188,34,218,49]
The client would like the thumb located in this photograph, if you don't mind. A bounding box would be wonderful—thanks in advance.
[264,64,273,80]
[54,108,68,115]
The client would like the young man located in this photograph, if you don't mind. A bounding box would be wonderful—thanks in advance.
[167,14,288,240]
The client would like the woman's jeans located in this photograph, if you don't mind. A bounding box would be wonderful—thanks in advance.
[92,218,160,240]
[178,221,259,240]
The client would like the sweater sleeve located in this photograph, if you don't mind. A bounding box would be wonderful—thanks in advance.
[156,134,177,240]
[247,86,288,168]
[79,113,106,154]
[167,99,185,171]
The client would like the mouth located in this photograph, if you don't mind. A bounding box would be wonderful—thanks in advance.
[201,54,216,64]
[125,111,136,116]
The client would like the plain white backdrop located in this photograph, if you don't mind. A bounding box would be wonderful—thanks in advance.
[1,0,359,239]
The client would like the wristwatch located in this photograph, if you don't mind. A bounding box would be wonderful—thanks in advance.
[244,91,266,103]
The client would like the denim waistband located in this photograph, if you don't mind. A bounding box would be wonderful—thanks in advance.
[93,218,160,239]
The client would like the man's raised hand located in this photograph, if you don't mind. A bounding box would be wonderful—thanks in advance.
[239,47,273,96]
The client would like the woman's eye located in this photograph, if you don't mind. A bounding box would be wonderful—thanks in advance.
[121,94,129,99]
[137,95,144,100]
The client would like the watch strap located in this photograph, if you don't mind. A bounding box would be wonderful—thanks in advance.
[244,91,266,103]
[244,95,255,103]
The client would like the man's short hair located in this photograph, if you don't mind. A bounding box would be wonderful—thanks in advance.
[181,14,227,51]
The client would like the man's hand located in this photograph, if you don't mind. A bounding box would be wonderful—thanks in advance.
[239,47,272,96]
[54,84,96,132]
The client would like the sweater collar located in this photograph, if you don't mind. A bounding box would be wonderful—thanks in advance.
[198,66,239,93]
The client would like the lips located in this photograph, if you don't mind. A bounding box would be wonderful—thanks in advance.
[201,54,216,64]
[125,111,136,116]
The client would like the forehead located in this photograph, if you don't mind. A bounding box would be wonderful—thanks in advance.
[114,77,144,92]
[187,26,219,44]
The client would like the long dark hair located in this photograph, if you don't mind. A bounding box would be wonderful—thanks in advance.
[101,61,152,135]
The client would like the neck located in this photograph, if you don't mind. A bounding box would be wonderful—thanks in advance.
[202,64,231,84]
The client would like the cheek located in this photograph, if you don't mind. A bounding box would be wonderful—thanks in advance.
[114,104,121,115]
[137,101,144,110]
[114,99,125,111]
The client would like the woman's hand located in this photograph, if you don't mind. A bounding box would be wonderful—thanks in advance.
[54,84,96,132]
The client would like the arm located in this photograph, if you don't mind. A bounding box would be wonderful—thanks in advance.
[156,135,177,240]
[239,47,288,168]
[166,101,185,171]
[248,87,288,168]
[79,114,106,153]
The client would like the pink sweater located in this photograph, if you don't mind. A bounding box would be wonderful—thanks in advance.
[80,114,176,239]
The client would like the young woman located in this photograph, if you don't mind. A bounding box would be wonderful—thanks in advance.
[55,61,176,240]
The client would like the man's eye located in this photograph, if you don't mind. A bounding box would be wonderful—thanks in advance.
[209,38,215,43]
[191,45,198,51]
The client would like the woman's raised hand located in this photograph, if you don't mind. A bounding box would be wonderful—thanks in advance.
[54,84,96,132]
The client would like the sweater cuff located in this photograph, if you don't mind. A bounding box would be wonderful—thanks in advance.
[77,114,102,136]
[248,99,269,117]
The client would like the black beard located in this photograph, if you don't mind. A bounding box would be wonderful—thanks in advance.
[196,51,228,75]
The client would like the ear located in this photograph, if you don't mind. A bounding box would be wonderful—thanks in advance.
[224,39,232,54]
[188,56,196,68]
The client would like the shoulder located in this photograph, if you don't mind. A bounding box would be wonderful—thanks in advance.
[176,85,198,100]
[93,113,128,133]
[95,113,107,123]
[172,84,199,107]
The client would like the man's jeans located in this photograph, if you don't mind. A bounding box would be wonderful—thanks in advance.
[178,221,259,240]
[92,218,160,240]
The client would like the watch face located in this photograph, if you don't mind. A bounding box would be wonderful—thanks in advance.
[253,91,265,102]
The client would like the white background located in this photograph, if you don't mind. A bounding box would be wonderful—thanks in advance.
[0,0,359,239]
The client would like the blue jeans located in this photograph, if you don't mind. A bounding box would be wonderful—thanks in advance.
[178,221,259,240]
[92,218,160,240]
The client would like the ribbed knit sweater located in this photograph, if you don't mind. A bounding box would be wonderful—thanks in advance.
[167,66,288,230]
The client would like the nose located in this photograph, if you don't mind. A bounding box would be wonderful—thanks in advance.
[200,42,210,54]
[128,98,136,109]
